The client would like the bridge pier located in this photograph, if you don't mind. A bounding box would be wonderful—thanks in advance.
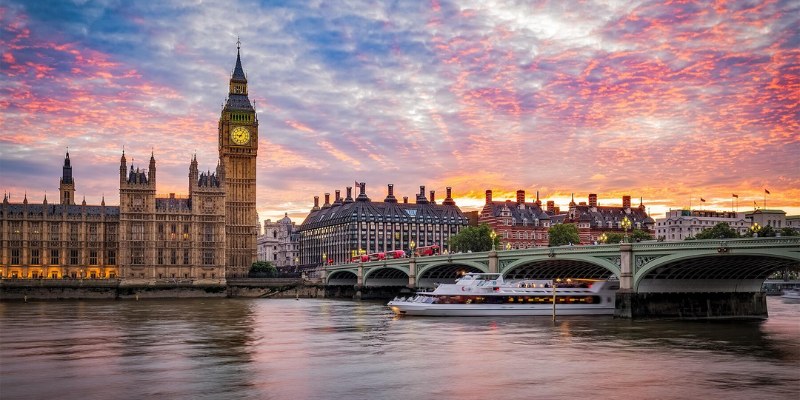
[615,292,768,320]
[408,257,416,288]
[619,243,633,291]
[488,250,498,274]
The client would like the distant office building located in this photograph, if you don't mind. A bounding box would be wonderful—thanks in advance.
[298,183,469,266]
[257,214,300,268]
[655,209,749,241]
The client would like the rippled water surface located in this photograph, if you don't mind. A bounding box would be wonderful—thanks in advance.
[1,297,798,400]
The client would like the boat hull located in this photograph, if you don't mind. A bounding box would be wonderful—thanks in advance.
[388,302,614,316]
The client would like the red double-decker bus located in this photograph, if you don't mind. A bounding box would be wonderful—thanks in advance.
[415,244,440,257]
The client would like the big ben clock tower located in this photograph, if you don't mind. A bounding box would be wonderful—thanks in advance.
[219,41,258,278]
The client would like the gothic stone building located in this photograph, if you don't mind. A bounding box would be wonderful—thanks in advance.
[299,184,469,266]
[0,46,258,281]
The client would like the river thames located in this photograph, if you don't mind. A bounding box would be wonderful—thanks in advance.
[1,297,798,400]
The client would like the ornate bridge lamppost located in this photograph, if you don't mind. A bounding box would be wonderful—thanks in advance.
[505,242,511,251]
[409,240,416,257]
[750,222,761,238]
[599,232,608,244]
[490,231,497,251]
[621,216,632,243]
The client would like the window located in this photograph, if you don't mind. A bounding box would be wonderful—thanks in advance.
[11,248,20,264]
[70,249,79,265]
[170,250,177,265]
[89,250,97,265]
[183,249,189,265]
[50,249,59,265]
[108,250,116,265]
[31,249,40,265]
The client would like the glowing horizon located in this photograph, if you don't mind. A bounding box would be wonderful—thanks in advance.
[1,1,798,223]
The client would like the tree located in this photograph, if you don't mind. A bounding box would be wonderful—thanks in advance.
[780,227,798,237]
[602,232,625,244]
[447,223,499,252]
[756,224,776,237]
[695,222,740,239]
[548,224,580,246]
[630,229,653,242]
[249,261,277,278]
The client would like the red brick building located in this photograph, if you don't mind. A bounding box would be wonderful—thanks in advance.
[479,190,655,247]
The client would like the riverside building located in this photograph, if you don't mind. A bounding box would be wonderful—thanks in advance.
[0,44,258,281]
[480,191,655,248]
[655,209,749,241]
[298,183,469,266]
[257,214,300,268]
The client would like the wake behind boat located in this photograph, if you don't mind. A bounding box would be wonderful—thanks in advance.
[388,273,619,317]
[781,288,800,304]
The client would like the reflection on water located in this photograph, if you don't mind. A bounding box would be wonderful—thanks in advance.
[1,298,798,400]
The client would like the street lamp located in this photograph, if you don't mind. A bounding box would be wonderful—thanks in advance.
[490,231,497,251]
[599,233,607,244]
[621,216,632,243]
[505,242,511,250]
[322,252,327,266]
[409,240,416,257]
[750,222,761,237]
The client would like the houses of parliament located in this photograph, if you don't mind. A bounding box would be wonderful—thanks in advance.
[0,45,259,282]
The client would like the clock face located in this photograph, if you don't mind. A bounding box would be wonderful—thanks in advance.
[230,126,250,145]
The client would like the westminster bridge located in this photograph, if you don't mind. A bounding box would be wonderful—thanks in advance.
[322,237,800,319]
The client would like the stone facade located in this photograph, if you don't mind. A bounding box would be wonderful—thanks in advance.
[0,46,258,282]
[257,214,300,268]
[298,184,469,266]
[655,209,750,241]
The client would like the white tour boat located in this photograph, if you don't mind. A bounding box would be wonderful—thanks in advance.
[388,273,619,317]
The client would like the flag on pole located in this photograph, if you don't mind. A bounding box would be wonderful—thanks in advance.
[700,198,706,202]
[754,200,757,207]
[764,189,770,194]
[732,194,738,198]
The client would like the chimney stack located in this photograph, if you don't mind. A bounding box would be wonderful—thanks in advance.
[516,190,525,204]
[443,187,456,205]
[589,193,597,208]
[344,187,354,203]
[486,189,493,203]
[416,186,428,204]
[384,184,397,203]
[356,182,370,201]
[403,196,408,204]
[313,196,320,211]
[323,193,331,208]
[546,200,555,213]
[429,190,436,204]
[334,190,341,204]
[623,195,631,209]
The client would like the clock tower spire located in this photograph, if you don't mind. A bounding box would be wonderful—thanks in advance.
[219,40,259,278]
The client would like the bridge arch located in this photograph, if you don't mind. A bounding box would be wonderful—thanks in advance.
[416,261,487,288]
[635,249,800,293]
[363,266,409,287]
[503,256,620,280]
[326,270,358,286]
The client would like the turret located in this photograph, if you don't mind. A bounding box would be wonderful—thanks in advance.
[119,150,127,185]
[148,151,156,185]
[59,151,76,205]
[189,154,199,188]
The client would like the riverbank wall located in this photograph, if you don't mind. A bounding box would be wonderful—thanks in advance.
[0,279,325,301]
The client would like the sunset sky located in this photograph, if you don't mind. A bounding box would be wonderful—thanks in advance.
[1,0,798,223]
